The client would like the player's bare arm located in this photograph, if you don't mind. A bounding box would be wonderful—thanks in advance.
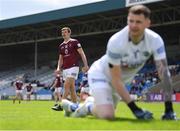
[77,48,89,72]
[109,63,132,103]
[155,58,172,101]
[56,54,63,74]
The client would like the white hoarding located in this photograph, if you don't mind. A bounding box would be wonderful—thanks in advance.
[126,0,163,7]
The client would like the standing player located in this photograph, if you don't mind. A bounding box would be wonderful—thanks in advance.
[51,74,63,111]
[56,27,89,104]
[25,83,33,101]
[13,76,24,104]
[62,5,177,120]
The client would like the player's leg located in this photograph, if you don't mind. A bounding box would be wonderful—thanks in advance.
[54,91,58,105]
[161,97,177,120]
[20,91,23,103]
[62,78,70,100]
[161,102,177,120]
[57,88,62,103]
[13,97,16,104]
[161,84,177,120]
[72,72,115,119]
[71,96,94,117]
[13,91,18,104]
[69,77,77,103]
[56,89,63,110]
[63,67,79,103]
[70,66,79,103]
[61,99,79,116]
[52,87,64,111]
[17,92,21,104]
[62,86,115,119]
[27,92,31,101]
[90,85,115,119]
[29,94,31,101]
[26,94,28,101]
[52,91,62,111]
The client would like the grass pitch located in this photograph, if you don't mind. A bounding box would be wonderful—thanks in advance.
[0,100,179,130]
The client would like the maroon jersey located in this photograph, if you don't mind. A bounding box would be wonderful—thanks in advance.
[26,85,33,92]
[59,39,81,69]
[54,76,62,88]
[15,81,23,90]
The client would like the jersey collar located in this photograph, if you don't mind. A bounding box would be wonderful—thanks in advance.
[128,35,145,45]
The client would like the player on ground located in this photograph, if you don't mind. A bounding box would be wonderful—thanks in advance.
[79,73,90,101]
[62,5,177,120]
[55,27,89,106]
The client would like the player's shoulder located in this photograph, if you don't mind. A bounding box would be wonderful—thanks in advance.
[69,38,80,46]
[145,28,162,40]
[70,38,79,43]
[145,29,164,50]
[108,26,128,48]
[145,28,164,48]
[110,26,128,39]
[16,80,23,83]
[59,42,65,47]
[70,38,77,41]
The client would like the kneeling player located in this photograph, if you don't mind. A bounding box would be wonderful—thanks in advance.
[79,73,90,102]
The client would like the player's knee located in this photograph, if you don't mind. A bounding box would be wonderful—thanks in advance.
[96,108,114,120]
[97,111,114,120]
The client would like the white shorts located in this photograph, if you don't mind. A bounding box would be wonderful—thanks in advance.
[16,90,22,94]
[88,70,120,108]
[26,92,32,95]
[54,87,63,93]
[81,87,90,94]
[63,66,79,80]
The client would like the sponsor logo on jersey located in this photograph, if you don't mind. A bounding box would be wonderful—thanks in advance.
[143,51,150,57]
[120,60,144,69]
[157,46,165,54]
[71,73,77,77]
[77,43,81,48]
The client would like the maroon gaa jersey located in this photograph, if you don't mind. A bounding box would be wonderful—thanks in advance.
[26,85,33,92]
[59,39,81,69]
[15,81,23,90]
[54,76,62,88]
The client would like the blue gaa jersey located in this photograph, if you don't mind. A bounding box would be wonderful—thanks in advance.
[90,26,166,83]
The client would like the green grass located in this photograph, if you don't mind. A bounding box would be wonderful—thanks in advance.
[0,100,179,130]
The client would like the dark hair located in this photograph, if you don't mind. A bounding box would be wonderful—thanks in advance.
[128,5,151,18]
